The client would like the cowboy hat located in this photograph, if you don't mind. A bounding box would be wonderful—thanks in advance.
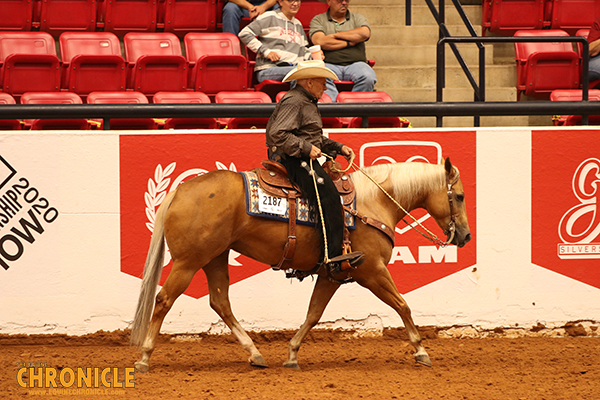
[282,60,339,82]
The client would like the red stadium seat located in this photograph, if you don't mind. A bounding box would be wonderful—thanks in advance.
[153,91,217,129]
[0,0,33,31]
[39,0,97,35]
[124,33,187,96]
[488,0,548,36]
[87,91,157,130]
[336,91,408,128]
[215,91,271,129]
[59,32,126,98]
[276,91,342,128]
[103,0,158,35]
[0,32,61,100]
[0,93,22,130]
[296,0,329,39]
[550,0,600,36]
[184,32,251,96]
[21,92,89,130]
[163,0,217,36]
[514,30,581,100]
[481,0,492,36]
[216,0,225,31]
[550,89,600,125]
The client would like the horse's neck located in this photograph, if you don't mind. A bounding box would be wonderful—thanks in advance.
[353,163,444,226]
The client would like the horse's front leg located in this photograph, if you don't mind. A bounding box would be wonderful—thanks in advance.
[354,264,432,367]
[285,275,340,369]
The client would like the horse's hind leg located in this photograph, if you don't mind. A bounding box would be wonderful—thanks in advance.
[285,276,340,369]
[354,265,432,367]
[135,261,198,372]
[203,252,267,368]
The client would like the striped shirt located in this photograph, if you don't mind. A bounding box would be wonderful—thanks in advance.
[239,9,311,72]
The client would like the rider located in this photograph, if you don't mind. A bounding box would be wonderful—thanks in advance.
[265,60,365,271]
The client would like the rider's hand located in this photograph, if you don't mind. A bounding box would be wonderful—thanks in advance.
[341,145,354,161]
[309,145,322,160]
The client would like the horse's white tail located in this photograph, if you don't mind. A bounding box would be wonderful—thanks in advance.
[130,190,177,347]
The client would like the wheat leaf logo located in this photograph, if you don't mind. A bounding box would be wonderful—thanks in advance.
[145,162,176,233]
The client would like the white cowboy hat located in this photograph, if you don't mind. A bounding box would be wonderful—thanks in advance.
[282,60,339,82]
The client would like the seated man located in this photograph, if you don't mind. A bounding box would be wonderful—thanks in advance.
[222,0,277,36]
[588,16,600,82]
[239,0,312,84]
[267,60,365,270]
[309,0,377,102]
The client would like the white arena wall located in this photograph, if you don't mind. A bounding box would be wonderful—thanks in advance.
[0,127,599,336]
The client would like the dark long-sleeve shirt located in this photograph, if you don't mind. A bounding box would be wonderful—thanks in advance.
[266,85,344,158]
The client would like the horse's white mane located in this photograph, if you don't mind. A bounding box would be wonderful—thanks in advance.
[351,162,446,206]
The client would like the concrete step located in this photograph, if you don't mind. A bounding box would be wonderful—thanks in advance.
[405,115,531,128]
[369,25,483,46]
[374,64,517,89]
[381,87,517,103]
[352,4,482,26]
[367,44,494,66]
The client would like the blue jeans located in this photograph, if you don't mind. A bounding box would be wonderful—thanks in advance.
[589,54,600,81]
[324,62,377,102]
[222,0,275,36]
[256,65,297,88]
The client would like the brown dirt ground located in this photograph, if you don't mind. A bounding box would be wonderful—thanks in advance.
[2,327,600,400]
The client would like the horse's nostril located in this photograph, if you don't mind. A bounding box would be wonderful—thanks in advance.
[465,233,471,243]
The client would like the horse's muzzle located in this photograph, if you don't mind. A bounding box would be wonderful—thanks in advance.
[457,233,471,248]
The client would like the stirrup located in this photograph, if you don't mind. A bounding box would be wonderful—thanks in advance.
[327,251,366,269]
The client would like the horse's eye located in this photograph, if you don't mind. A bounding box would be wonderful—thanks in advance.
[456,194,465,202]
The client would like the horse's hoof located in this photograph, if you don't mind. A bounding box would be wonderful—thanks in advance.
[249,354,268,368]
[414,353,432,367]
[283,361,300,370]
[134,361,150,373]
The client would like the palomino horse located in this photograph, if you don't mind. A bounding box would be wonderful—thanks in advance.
[130,157,471,372]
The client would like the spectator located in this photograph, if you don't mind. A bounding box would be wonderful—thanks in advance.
[222,0,278,36]
[309,0,376,102]
[588,16,600,81]
[239,0,312,84]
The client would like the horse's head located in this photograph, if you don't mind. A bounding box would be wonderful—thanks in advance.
[425,158,471,248]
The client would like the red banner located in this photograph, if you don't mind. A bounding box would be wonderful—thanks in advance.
[532,129,600,289]
[120,130,477,298]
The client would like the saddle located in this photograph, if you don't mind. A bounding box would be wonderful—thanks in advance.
[256,159,372,275]
[257,159,355,206]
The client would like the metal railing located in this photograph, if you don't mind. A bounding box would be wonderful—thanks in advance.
[407,0,594,126]
[1,101,599,129]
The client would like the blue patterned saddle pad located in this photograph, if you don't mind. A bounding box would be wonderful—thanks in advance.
[240,170,356,229]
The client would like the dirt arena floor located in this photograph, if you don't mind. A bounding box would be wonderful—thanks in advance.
[2,325,600,400]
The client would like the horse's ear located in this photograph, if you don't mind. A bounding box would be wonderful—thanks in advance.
[444,157,452,174]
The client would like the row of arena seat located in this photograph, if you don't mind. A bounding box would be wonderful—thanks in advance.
[0,31,370,102]
[514,29,600,100]
[0,0,327,37]
[0,90,410,130]
[482,0,600,36]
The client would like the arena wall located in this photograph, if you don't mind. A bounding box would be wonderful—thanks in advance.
[1,127,599,336]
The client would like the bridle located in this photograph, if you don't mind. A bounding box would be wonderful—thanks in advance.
[397,165,461,248]
[441,166,461,247]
